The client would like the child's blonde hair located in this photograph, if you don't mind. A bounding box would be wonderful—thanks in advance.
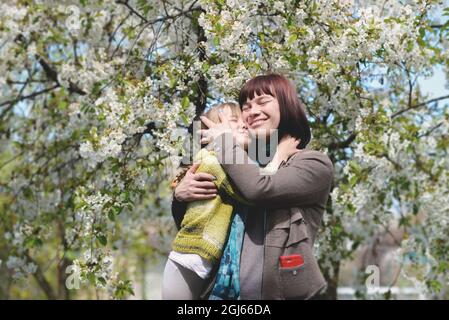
[200,102,241,130]
[171,102,241,189]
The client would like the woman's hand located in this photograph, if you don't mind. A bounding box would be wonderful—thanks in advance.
[174,163,218,202]
[199,111,237,145]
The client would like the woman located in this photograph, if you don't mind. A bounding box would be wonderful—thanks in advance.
[163,102,299,299]
[172,74,334,299]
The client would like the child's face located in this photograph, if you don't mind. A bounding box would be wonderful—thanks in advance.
[221,106,250,149]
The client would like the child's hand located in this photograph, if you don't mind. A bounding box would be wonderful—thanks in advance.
[276,135,300,162]
[263,135,301,174]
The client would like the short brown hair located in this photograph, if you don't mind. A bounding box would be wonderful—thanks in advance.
[238,74,311,149]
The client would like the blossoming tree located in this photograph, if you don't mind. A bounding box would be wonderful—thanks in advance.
[0,0,448,299]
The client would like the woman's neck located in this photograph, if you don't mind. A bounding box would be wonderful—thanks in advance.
[247,139,276,166]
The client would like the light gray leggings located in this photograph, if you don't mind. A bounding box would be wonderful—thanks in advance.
[161,258,206,300]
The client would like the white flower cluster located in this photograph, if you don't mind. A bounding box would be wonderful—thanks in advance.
[74,191,113,236]
[6,256,38,279]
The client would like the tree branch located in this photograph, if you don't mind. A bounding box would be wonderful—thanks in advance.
[194,17,208,115]
[328,132,358,150]
[417,121,444,139]
[37,57,86,95]
[392,94,449,118]
[0,84,60,117]
[25,253,57,300]
[116,0,148,23]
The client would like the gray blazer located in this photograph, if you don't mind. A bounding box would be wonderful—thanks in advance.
[172,136,334,299]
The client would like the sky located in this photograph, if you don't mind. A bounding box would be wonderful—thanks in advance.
[419,65,448,98]
[419,1,449,98]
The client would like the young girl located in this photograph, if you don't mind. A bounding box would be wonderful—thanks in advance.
[162,102,299,299]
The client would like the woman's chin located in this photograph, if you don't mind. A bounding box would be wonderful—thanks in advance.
[249,127,272,138]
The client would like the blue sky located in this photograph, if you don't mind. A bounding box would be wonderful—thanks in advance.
[419,1,449,98]
[419,65,448,98]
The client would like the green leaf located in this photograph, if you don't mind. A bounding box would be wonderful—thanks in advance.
[201,62,210,74]
[97,234,107,246]
[98,277,107,286]
[87,272,96,285]
[181,96,190,109]
[180,113,190,126]
[108,210,116,221]
[25,237,43,249]
[287,33,298,45]
[413,203,419,215]
[349,175,358,187]
[58,101,68,110]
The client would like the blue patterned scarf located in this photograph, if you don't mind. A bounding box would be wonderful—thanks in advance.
[208,203,247,300]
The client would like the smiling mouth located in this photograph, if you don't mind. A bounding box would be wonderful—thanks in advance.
[250,119,267,127]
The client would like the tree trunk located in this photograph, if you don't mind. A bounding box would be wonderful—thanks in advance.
[194,21,208,116]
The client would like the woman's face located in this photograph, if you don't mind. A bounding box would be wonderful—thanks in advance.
[241,93,280,138]
[221,106,250,149]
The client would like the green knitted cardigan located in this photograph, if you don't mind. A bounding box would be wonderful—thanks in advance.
[171,148,251,263]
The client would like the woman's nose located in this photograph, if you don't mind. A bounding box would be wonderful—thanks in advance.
[249,105,261,116]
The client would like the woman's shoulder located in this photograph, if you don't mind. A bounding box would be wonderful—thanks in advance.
[290,148,332,163]
[288,149,334,172]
